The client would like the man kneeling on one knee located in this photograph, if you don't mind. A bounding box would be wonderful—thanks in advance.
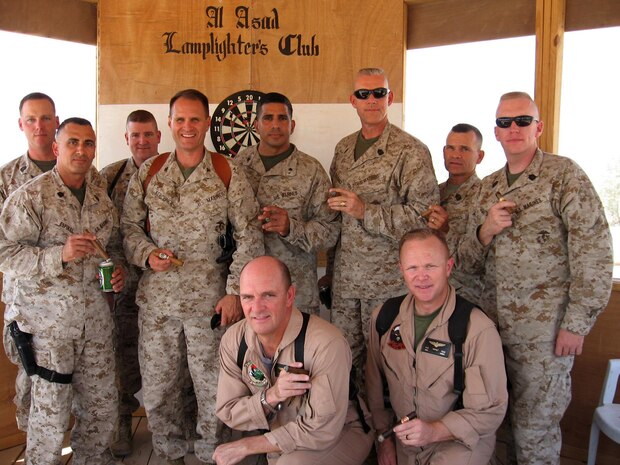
[366,229,508,465]
[213,256,374,465]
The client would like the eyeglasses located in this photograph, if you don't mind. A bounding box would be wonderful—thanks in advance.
[353,88,389,100]
[495,115,537,128]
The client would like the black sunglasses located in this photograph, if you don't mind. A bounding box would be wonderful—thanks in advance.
[353,88,389,100]
[496,115,537,128]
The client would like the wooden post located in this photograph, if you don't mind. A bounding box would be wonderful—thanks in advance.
[535,0,565,154]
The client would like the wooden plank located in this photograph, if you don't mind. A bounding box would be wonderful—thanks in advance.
[0,0,96,45]
[123,416,154,465]
[534,0,565,154]
[98,0,405,105]
[407,0,535,49]
[0,444,24,465]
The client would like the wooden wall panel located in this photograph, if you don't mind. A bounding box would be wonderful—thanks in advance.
[98,0,405,105]
[0,0,96,45]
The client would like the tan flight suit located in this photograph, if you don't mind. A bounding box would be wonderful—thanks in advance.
[366,288,508,465]
[217,308,374,464]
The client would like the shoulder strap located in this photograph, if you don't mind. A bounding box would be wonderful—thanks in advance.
[448,295,475,408]
[107,159,128,197]
[237,333,248,370]
[142,152,170,234]
[376,294,407,338]
[236,312,310,370]
[210,151,232,189]
[143,152,170,196]
[294,312,311,365]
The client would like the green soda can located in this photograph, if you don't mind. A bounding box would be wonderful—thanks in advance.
[98,259,114,292]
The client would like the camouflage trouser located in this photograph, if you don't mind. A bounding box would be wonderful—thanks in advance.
[330,295,385,391]
[113,291,141,416]
[139,313,225,463]
[3,323,30,431]
[504,342,573,465]
[26,332,118,465]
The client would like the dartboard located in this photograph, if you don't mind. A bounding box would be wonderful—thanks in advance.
[210,90,265,157]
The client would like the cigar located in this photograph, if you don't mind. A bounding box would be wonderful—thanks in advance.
[157,252,184,267]
[377,411,416,443]
[285,366,310,375]
[495,192,515,213]
[84,229,110,260]
[418,208,432,220]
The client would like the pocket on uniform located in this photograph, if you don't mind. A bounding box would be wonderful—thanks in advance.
[462,365,491,409]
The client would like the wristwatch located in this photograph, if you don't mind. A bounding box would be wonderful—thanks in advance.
[260,389,282,415]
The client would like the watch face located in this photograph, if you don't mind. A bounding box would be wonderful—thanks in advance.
[210,90,265,157]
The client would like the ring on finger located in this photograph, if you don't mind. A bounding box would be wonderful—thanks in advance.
[341,201,346,207]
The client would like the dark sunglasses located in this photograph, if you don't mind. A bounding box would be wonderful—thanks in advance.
[496,115,537,128]
[353,88,389,100]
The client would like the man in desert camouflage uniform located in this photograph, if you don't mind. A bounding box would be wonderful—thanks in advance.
[122,89,263,465]
[0,117,126,465]
[235,92,339,315]
[0,92,60,433]
[458,92,613,465]
[427,123,485,305]
[325,68,439,372]
[100,109,162,457]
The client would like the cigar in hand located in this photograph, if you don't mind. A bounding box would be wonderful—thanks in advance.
[157,252,184,267]
[495,192,515,213]
[377,411,416,443]
[418,208,432,220]
[83,229,110,260]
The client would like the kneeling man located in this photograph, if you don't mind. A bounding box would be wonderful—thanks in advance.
[366,229,507,465]
[214,256,374,465]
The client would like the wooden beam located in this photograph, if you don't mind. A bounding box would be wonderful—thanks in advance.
[534,0,565,154]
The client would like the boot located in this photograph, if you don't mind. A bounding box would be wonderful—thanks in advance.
[110,414,133,457]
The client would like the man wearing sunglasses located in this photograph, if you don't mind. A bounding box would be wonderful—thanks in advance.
[458,91,613,465]
[324,67,439,380]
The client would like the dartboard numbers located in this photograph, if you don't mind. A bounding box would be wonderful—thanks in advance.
[210,90,265,157]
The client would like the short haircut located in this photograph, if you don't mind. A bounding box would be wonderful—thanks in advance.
[356,67,389,88]
[257,92,293,118]
[498,91,540,118]
[450,123,483,147]
[169,89,210,117]
[126,109,158,129]
[240,255,292,289]
[19,92,56,113]
[57,117,93,136]
[399,228,450,259]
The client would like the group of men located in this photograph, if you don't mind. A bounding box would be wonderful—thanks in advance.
[0,66,613,465]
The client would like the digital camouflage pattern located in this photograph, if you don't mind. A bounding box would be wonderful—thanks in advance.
[100,157,142,416]
[458,149,613,465]
[459,150,613,343]
[121,150,263,462]
[330,123,439,300]
[235,145,340,314]
[439,174,483,305]
[329,123,439,370]
[0,167,123,465]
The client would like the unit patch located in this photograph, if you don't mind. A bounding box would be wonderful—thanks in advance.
[388,324,405,350]
[244,361,268,387]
